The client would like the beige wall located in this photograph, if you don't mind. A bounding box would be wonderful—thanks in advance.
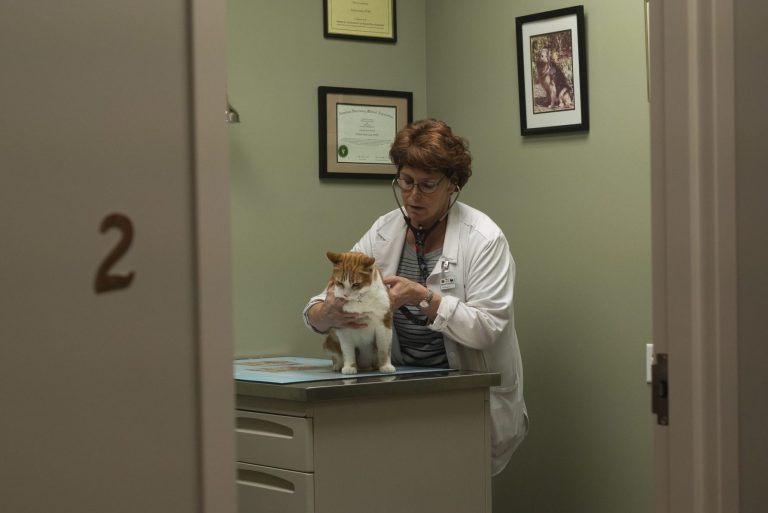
[1,1,219,511]
[228,1,652,512]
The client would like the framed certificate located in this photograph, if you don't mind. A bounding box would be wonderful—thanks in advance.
[318,86,412,179]
[515,6,589,135]
[323,0,397,43]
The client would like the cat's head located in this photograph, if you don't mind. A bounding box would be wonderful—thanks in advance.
[326,251,376,301]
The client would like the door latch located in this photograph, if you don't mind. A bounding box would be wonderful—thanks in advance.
[651,353,669,425]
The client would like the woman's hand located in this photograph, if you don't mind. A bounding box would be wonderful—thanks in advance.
[382,275,428,310]
[307,288,368,332]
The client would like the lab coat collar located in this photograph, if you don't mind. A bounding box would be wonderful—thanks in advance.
[373,214,407,277]
[374,202,465,274]
[440,202,463,264]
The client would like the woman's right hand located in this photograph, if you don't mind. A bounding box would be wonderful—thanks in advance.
[308,288,368,333]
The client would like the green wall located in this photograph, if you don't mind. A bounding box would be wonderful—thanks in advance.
[228,0,428,357]
[229,1,652,512]
[425,1,652,512]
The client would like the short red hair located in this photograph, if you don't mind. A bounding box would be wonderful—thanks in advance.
[389,119,472,188]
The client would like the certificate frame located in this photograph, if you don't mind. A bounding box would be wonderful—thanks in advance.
[515,6,589,135]
[318,86,412,180]
[323,0,397,43]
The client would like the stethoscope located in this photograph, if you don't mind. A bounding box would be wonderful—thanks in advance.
[390,176,461,250]
[390,176,461,324]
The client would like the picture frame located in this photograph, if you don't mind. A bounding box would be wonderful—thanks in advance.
[318,86,412,180]
[515,6,589,135]
[323,0,397,43]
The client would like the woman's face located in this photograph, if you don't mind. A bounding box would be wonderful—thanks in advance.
[397,166,455,228]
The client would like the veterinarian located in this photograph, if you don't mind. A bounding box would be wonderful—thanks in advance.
[303,118,528,476]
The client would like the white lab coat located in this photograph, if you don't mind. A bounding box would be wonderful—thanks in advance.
[303,202,528,475]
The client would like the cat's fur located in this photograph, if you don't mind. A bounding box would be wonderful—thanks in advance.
[323,251,396,375]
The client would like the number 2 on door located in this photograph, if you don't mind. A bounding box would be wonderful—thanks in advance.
[94,213,135,293]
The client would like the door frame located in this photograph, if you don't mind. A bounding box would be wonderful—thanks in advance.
[191,1,236,512]
[650,0,739,512]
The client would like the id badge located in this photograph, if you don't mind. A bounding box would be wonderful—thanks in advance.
[440,275,457,290]
[440,260,456,290]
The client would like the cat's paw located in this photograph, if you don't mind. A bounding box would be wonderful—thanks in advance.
[341,365,358,375]
[378,363,396,374]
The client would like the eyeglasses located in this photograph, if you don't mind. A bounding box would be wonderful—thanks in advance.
[395,174,446,194]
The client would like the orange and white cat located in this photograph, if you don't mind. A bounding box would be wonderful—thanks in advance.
[323,251,396,375]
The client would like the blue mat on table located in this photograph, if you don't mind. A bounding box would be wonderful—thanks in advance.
[234,356,450,384]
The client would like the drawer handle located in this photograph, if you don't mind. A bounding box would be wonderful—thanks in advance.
[236,417,294,439]
[237,469,295,494]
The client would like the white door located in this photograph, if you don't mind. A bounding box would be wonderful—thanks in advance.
[0,2,234,513]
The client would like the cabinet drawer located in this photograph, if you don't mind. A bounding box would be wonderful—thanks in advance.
[237,463,314,513]
[236,410,314,471]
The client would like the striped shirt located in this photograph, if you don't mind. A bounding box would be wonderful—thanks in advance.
[393,244,448,367]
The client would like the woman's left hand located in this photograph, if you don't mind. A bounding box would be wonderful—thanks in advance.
[383,275,427,310]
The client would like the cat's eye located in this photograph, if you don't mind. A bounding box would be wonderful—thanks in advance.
[351,283,362,289]
[335,281,344,287]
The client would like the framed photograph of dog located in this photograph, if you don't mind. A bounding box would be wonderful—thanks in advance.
[516,6,589,135]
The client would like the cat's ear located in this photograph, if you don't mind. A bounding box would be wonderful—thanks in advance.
[361,255,375,267]
[326,251,342,264]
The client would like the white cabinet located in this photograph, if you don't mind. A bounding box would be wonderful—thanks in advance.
[235,373,496,513]
[237,411,315,471]
[236,410,316,512]
[238,463,315,513]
